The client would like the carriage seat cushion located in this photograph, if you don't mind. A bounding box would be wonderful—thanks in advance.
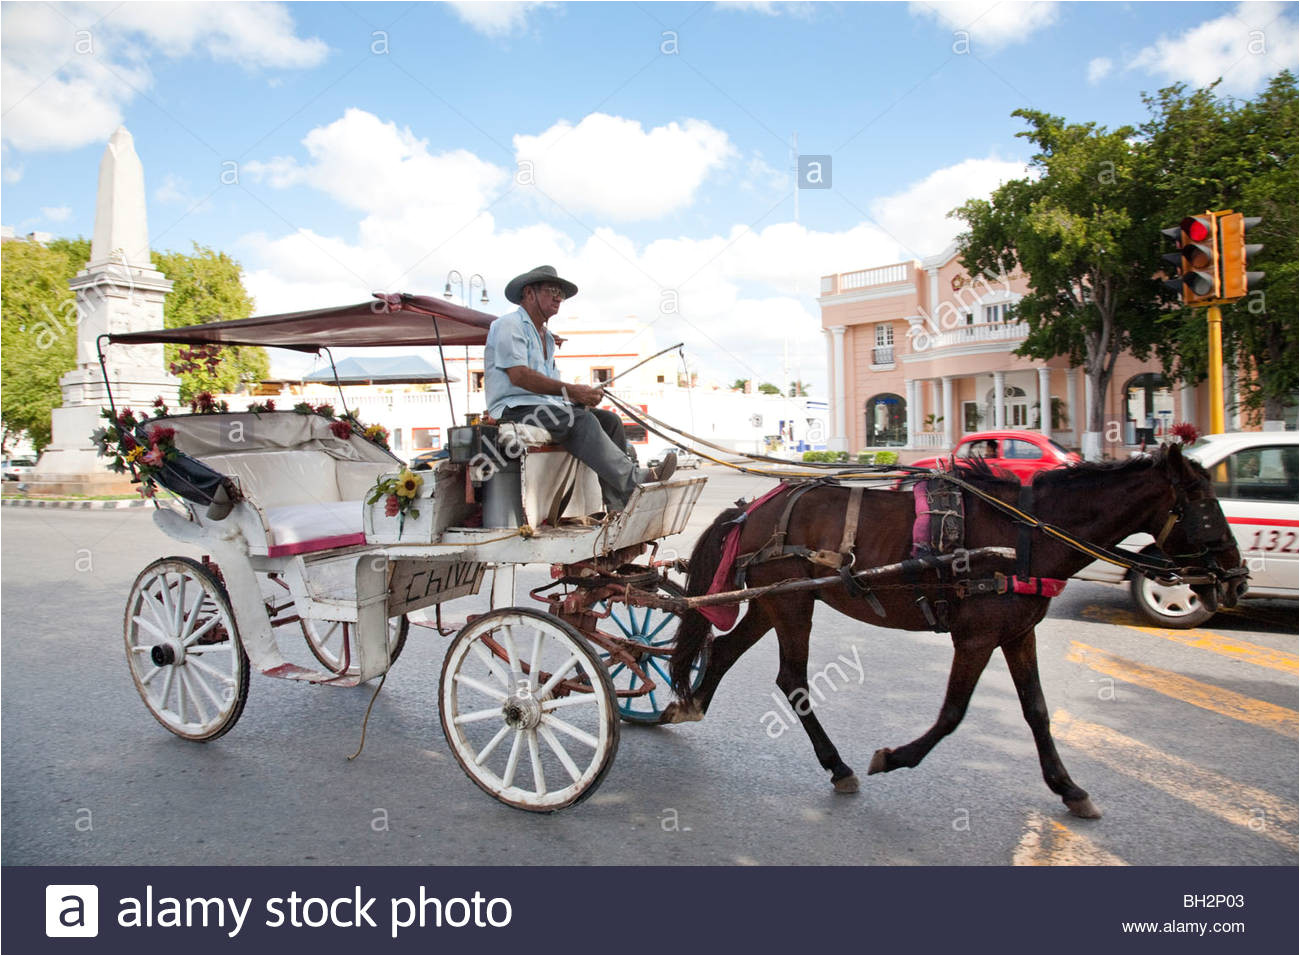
[263,501,366,556]
[497,422,557,448]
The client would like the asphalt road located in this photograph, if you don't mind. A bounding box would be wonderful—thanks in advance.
[2,467,1296,867]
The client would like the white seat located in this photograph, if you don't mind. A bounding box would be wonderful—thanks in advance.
[264,501,367,556]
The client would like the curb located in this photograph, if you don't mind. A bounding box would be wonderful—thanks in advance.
[1,497,150,510]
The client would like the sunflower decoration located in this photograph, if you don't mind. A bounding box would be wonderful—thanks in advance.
[367,469,424,535]
[91,407,181,495]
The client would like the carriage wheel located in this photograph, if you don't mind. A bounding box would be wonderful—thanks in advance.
[595,579,708,724]
[440,608,619,812]
[124,557,249,741]
[301,615,409,676]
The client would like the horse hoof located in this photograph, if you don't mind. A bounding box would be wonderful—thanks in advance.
[659,701,703,725]
[833,773,860,794]
[867,748,892,775]
[1066,796,1102,819]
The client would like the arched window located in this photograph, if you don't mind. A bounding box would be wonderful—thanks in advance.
[865,393,906,447]
[1123,373,1174,444]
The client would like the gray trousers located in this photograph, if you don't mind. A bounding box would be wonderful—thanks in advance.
[498,404,638,510]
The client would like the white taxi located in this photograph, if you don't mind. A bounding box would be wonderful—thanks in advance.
[1074,431,1298,626]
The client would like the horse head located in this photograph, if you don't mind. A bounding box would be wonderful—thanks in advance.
[1149,443,1246,611]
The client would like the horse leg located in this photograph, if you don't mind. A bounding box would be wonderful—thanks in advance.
[1001,627,1101,819]
[660,603,772,724]
[868,632,996,775]
[769,595,859,793]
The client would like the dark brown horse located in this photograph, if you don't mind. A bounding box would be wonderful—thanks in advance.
[663,444,1244,818]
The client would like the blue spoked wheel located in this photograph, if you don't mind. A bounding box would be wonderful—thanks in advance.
[595,580,708,724]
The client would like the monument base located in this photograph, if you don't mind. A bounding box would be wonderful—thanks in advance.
[16,473,140,497]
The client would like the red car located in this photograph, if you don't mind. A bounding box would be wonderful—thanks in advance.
[911,430,1081,483]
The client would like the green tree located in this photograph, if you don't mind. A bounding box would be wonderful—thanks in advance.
[1141,72,1297,423]
[0,237,88,451]
[788,380,809,397]
[757,382,781,395]
[0,237,264,451]
[953,109,1164,458]
[731,378,750,392]
[154,243,266,399]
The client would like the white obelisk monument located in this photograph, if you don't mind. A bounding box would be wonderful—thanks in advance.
[30,127,180,494]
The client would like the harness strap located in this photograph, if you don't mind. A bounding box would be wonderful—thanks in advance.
[1154,511,1178,551]
[840,485,864,556]
[1017,483,1034,582]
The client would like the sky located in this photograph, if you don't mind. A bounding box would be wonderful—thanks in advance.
[2,0,1297,390]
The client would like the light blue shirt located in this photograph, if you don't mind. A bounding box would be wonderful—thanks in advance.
[484,306,567,418]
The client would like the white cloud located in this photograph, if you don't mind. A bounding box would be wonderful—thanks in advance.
[513,114,735,221]
[1,2,328,152]
[40,205,72,222]
[909,1,1059,50]
[1087,56,1113,85]
[236,110,1027,386]
[1128,1,1299,95]
[3,163,24,184]
[869,156,1030,257]
[716,1,818,18]
[446,2,554,38]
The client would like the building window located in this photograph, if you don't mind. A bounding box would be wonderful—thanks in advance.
[412,427,441,450]
[983,302,1016,323]
[1123,372,1175,444]
[656,374,665,383]
[392,428,403,452]
[591,367,613,385]
[470,371,484,391]
[873,323,895,364]
[865,393,906,447]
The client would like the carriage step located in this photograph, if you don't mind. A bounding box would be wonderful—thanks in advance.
[260,662,367,687]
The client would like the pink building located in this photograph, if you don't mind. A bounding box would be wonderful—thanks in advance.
[819,245,1225,461]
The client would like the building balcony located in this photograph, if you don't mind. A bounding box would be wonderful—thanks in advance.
[821,262,914,297]
[923,321,1028,351]
[871,345,895,367]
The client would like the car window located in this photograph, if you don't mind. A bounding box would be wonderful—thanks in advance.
[956,440,998,459]
[1004,439,1043,460]
[1210,445,1298,502]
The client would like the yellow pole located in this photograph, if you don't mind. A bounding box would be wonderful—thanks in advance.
[1207,304,1225,434]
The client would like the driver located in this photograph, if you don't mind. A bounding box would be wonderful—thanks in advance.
[484,265,675,513]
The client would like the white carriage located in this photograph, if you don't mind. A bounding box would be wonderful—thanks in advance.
[106,294,706,811]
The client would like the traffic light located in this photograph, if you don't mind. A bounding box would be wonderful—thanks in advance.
[1217,212,1264,300]
[1161,215,1220,304]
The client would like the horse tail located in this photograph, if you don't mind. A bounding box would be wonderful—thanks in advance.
[669,504,744,700]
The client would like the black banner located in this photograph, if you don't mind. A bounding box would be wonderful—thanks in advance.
[5,865,1297,955]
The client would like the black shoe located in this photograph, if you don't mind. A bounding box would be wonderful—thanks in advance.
[649,451,677,482]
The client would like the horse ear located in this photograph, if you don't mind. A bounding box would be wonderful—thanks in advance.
[1165,440,1186,476]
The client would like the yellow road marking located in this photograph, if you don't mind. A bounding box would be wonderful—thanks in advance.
[1082,606,1298,675]
[1054,710,1298,852]
[1012,810,1128,866]
[1067,641,1298,739]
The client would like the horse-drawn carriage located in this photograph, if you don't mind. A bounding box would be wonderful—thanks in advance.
[101,292,1249,818]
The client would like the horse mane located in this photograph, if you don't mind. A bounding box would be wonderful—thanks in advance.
[941,445,1203,495]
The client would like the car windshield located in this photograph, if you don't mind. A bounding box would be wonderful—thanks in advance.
[9,459,34,467]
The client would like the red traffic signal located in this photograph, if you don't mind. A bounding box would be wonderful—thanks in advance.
[1161,215,1220,304]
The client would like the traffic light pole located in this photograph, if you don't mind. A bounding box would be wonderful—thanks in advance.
[1206,304,1225,434]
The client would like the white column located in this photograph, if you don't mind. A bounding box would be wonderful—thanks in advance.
[905,378,918,448]
[927,267,940,324]
[992,370,1006,429]
[1082,372,1101,460]
[1066,367,1079,445]
[1037,366,1052,433]
[830,325,847,451]
[941,376,955,447]
[1180,382,1196,430]
[823,328,836,446]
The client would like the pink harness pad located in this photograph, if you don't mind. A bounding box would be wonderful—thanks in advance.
[698,484,789,631]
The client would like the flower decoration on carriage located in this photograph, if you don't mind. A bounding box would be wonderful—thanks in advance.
[246,399,277,414]
[92,408,181,495]
[189,391,229,414]
[363,423,390,448]
[367,469,423,534]
[329,420,354,440]
[151,396,170,417]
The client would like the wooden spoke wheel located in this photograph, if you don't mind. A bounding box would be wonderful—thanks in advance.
[595,579,708,724]
[124,557,249,741]
[440,608,619,812]
[301,615,409,676]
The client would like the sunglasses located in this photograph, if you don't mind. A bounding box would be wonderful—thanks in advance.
[532,284,567,300]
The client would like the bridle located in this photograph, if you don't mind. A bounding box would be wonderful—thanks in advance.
[936,465,1247,595]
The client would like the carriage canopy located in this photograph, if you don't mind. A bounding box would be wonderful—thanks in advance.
[106,293,496,352]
